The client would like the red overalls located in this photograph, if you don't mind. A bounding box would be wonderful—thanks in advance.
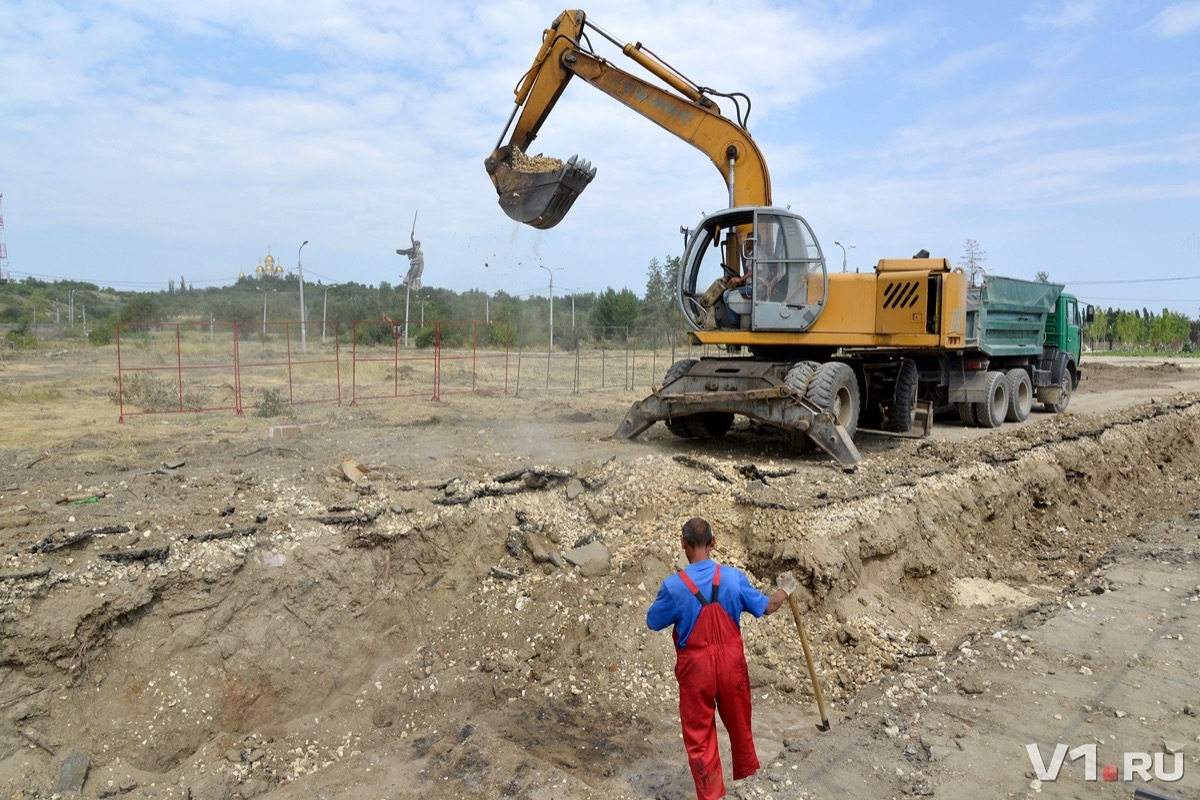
[675,565,760,800]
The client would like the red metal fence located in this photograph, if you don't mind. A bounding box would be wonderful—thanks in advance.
[115,318,510,421]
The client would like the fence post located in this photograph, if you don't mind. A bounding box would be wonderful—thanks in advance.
[515,346,522,398]
[573,341,581,395]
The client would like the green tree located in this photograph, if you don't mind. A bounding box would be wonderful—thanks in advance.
[1085,308,1109,350]
[119,295,162,324]
[590,287,640,339]
[641,256,677,327]
[1112,310,1140,350]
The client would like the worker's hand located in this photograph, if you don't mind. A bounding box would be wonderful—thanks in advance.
[776,571,798,596]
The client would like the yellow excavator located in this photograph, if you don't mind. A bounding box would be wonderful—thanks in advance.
[487,10,1088,467]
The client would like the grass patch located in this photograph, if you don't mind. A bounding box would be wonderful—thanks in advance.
[0,384,65,404]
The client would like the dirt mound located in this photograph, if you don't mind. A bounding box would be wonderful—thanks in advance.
[3,363,1200,798]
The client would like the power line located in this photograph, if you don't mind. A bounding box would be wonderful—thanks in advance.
[1067,275,1200,286]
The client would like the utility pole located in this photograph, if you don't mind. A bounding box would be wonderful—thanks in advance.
[298,240,309,353]
[538,264,562,351]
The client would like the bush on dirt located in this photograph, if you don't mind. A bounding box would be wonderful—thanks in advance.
[252,387,291,418]
[110,373,210,412]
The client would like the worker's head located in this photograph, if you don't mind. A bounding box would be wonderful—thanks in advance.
[681,517,714,548]
[743,237,755,260]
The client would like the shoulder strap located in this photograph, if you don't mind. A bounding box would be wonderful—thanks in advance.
[677,570,707,606]
[711,564,721,603]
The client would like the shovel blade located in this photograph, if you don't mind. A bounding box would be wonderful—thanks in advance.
[486,148,596,230]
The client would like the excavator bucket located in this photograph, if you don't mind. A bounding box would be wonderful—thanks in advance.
[485,146,596,230]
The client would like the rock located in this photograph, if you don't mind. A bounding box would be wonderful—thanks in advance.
[565,540,611,577]
[523,531,555,563]
[916,628,933,644]
[566,478,584,500]
[921,733,959,761]
[188,773,231,800]
[957,674,986,695]
[585,499,611,524]
[837,623,862,645]
[57,750,89,793]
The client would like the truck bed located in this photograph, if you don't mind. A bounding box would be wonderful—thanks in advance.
[963,275,1064,358]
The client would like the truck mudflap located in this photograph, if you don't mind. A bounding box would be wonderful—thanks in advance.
[615,385,862,468]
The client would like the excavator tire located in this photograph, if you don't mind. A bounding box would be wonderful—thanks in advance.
[684,412,734,439]
[974,371,1009,428]
[1004,367,1033,422]
[662,359,698,438]
[883,358,919,433]
[806,361,861,439]
[783,361,821,396]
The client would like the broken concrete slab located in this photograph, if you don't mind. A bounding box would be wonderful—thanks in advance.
[57,749,89,793]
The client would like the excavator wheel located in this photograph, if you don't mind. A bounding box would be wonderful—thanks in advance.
[783,361,821,397]
[883,358,919,433]
[805,362,861,439]
[662,359,698,438]
[684,412,734,439]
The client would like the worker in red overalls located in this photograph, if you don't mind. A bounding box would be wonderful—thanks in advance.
[646,517,794,800]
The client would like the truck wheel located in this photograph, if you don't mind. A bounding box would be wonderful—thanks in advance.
[1042,369,1074,413]
[1039,354,1074,413]
[684,412,734,439]
[883,358,919,433]
[974,371,1009,428]
[783,361,820,396]
[662,359,698,437]
[1004,368,1033,422]
[806,361,861,438]
[957,402,977,427]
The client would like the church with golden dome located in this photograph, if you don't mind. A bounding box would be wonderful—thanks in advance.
[238,246,285,280]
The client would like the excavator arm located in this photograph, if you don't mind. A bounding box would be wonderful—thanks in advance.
[485,9,772,229]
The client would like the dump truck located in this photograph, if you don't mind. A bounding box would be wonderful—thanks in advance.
[486,10,1090,466]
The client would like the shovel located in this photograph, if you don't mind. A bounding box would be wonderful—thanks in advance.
[779,573,831,731]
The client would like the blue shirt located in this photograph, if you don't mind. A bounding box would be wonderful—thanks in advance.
[646,559,769,649]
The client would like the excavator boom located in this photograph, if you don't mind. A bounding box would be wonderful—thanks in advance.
[486,9,770,229]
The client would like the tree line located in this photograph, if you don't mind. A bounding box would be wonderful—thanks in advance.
[3,255,1198,353]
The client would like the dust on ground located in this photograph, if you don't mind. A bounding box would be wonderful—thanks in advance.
[1,350,1199,799]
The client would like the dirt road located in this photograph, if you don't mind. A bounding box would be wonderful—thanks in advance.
[1,352,1199,799]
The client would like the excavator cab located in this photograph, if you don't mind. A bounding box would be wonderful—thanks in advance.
[679,207,829,333]
[485,145,596,230]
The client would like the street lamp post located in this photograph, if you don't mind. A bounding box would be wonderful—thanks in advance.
[69,289,75,329]
[322,284,337,342]
[538,264,563,350]
[298,241,309,353]
[833,240,855,273]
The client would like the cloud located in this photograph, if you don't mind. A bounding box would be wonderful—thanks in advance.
[1022,0,1103,30]
[1147,2,1200,37]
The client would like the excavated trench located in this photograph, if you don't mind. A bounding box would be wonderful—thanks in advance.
[3,395,1200,796]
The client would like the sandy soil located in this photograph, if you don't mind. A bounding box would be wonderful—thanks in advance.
[1,350,1199,799]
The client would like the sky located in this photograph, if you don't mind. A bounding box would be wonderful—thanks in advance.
[1,0,1199,316]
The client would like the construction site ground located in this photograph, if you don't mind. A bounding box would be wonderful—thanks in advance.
[1,351,1199,800]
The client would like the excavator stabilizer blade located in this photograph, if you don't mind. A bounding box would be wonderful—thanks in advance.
[486,149,596,230]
